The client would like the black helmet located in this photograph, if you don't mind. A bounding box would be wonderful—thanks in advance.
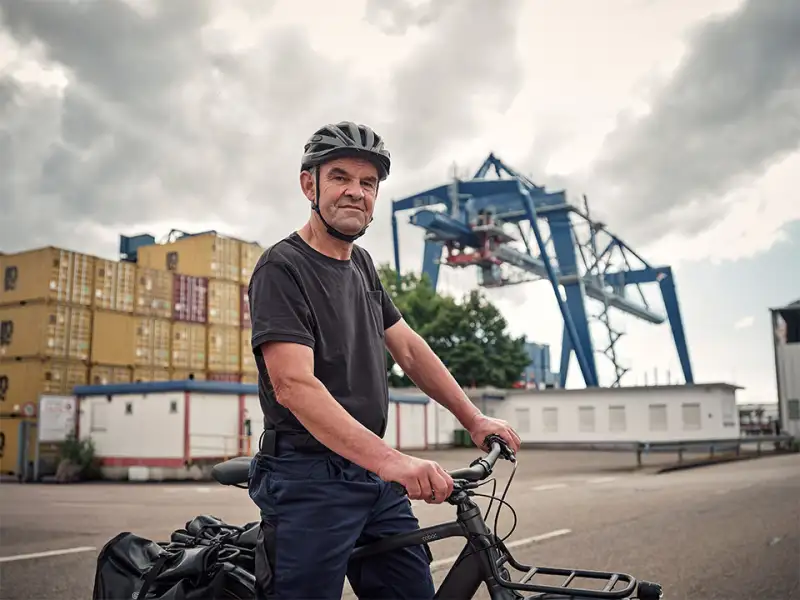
[301,121,391,243]
[301,121,391,181]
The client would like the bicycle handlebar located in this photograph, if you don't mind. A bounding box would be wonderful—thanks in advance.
[389,434,515,497]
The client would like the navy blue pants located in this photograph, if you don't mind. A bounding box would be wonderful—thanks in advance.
[248,441,436,599]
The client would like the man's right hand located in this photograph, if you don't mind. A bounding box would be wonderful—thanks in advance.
[377,453,454,504]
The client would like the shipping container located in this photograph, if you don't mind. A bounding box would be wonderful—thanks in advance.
[173,274,208,323]
[0,247,95,306]
[208,279,240,326]
[241,285,251,328]
[240,372,258,385]
[207,372,240,383]
[89,365,132,386]
[240,242,263,284]
[241,328,257,374]
[90,311,136,366]
[0,303,91,361]
[136,232,240,282]
[93,259,135,313]
[207,325,240,373]
[170,322,207,370]
[0,358,88,411]
[132,367,170,383]
[134,267,172,319]
[1,416,37,475]
[134,317,171,367]
[169,369,206,381]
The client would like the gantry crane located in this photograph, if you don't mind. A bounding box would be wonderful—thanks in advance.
[390,153,694,388]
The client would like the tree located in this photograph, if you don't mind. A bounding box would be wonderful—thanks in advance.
[377,265,530,388]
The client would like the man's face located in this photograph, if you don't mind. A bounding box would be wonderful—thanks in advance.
[302,157,379,236]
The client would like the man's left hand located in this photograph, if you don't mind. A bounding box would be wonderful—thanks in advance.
[466,413,521,455]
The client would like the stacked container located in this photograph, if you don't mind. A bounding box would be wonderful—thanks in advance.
[0,247,94,415]
[0,233,265,418]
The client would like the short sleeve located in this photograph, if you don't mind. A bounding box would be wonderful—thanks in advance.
[379,279,402,330]
[249,260,315,351]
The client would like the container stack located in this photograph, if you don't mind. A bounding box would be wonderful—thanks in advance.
[0,232,264,421]
[0,247,95,418]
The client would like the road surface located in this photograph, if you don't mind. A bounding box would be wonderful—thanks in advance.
[1,449,798,599]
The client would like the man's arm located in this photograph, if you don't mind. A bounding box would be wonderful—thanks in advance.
[384,318,481,429]
[385,319,522,453]
[260,340,401,473]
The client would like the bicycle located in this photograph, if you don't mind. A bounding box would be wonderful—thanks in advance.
[211,434,664,599]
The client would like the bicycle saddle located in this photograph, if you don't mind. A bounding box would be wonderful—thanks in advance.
[211,456,253,486]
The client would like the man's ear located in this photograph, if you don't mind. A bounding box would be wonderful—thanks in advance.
[300,169,315,203]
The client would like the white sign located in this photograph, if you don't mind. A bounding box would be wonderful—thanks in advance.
[38,395,77,443]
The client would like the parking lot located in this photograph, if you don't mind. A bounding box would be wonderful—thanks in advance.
[1,448,798,599]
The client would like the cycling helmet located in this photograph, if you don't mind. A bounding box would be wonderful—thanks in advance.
[301,121,391,242]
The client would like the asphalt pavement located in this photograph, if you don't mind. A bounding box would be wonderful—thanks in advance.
[1,448,798,599]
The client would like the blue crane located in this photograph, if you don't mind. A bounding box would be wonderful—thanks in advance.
[390,153,694,388]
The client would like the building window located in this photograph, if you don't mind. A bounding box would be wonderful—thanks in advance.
[515,407,531,433]
[649,404,667,431]
[681,403,702,430]
[788,399,800,421]
[543,407,558,433]
[170,400,178,414]
[609,405,626,432]
[125,402,133,415]
[578,406,595,432]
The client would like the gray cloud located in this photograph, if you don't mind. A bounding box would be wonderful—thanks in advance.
[0,0,524,262]
[588,0,800,242]
[385,0,524,170]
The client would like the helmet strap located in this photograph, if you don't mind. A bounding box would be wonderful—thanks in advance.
[311,167,371,243]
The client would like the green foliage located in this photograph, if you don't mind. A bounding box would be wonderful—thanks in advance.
[60,433,102,480]
[378,264,530,388]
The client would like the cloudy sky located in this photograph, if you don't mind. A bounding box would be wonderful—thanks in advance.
[1,0,798,403]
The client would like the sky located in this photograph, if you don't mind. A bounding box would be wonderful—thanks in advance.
[1,0,798,403]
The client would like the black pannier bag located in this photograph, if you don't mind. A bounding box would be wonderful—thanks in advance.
[92,515,259,600]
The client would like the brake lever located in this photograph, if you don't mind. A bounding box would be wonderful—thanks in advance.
[484,434,516,463]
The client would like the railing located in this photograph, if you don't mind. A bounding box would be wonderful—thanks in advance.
[189,433,253,461]
[517,434,796,468]
[634,434,796,467]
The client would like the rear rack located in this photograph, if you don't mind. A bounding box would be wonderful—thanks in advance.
[490,537,662,599]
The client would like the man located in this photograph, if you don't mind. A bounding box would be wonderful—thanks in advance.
[247,121,521,599]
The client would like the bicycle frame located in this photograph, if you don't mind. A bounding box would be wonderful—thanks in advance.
[349,488,637,600]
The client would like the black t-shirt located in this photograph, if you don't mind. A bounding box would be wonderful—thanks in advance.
[248,232,403,450]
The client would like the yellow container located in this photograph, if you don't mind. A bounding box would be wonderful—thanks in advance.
[89,365,132,386]
[90,311,136,366]
[136,232,240,282]
[170,369,206,381]
[134,317,171,367]
[93,259,135,313]
[134,267,173,319]
[0,246,95,306]
[208,279,240,327]
[132,367,170,383]
[207,325,240,373]
[0,358,88,410]
[171,322,207,370]
[0,416,37,476]
[241,328,257,374]
[240,242,264,284]
[0,303,91,361]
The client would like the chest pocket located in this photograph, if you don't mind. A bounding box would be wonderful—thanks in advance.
[366,290,385,338]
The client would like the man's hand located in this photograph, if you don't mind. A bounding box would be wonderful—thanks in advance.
[466,413,521,455]
[377,453,454,504]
